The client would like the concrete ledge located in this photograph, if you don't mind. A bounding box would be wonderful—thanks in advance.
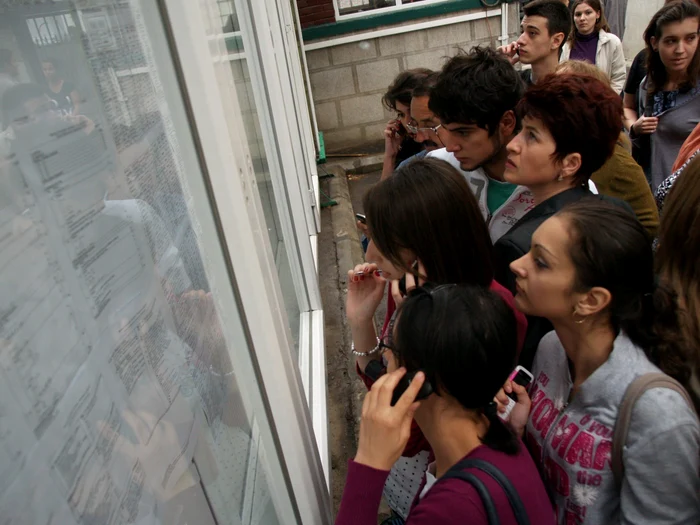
[319,163,369,516]
[326,153,384,174]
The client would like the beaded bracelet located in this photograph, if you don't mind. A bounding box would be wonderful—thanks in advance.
[351,337,381,357]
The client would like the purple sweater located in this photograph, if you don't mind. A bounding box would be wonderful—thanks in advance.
[335,443,556,525]
[570,31,599,65]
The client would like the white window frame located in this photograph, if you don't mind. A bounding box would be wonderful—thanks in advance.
[158,0,332,522]
[234,0,329,487]
[333,0,451,20]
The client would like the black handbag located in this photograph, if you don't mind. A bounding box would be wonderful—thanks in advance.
[437,458,530,525]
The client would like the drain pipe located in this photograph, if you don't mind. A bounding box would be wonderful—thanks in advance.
[500,1,509,44]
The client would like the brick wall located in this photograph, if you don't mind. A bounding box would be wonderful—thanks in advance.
[298,0,335,28]
[305,8,520,151]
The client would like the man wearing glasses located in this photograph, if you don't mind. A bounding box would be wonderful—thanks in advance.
[398,72,444,169]
[427,47,535,243]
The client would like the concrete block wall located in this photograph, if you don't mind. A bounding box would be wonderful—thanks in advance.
[306,9,520,152]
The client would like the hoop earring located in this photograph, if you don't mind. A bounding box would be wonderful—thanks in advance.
[573,309,588,325]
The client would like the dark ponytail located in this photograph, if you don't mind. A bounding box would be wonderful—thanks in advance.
[481,402,519,455]
[396,284,520,455]
[559,200,690,384]
[622,284,690,384]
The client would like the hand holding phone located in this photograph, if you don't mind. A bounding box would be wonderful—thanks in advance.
[498,366,533,422]
[391,370,433,406]
[498,42,520,65]
[354,368,427,471]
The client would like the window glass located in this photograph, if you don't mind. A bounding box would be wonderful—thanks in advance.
[336,0,439,17]
[217,0,301,355]
[0,1,287,523]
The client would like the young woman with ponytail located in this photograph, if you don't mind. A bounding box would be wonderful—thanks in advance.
[499,200,700,524]
[336,284,555,525]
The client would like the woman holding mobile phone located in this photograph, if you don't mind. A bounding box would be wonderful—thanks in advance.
[497,200,700,524]
[346,157,527,523]
[493,72,628,370]
[337,284,554,525]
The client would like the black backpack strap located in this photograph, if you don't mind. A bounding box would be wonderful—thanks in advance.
[439,469,500,525]
[439,458,531,525]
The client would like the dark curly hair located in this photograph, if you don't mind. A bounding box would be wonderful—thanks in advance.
[382,68,433,112]
[517,73,623,186]
[429,46,524,135]
[559,200,690,386]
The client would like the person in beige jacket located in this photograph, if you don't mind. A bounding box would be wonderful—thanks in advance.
[560,0,627,93]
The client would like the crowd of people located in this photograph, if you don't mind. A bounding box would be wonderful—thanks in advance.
[337,1,700,524]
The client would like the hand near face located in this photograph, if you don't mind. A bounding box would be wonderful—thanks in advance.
[354,368,424,471]
[346,263,387,325]
[384,119,404,158]
[498,42,520,65]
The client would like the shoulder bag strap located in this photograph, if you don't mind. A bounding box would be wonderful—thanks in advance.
[439,469,500,525]
[440,458,531,525]
[612,373,695,486]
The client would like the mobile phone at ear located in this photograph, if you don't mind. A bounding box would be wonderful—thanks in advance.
[355,213,367,224]
[391,370,433,406]
[398,260,419,295]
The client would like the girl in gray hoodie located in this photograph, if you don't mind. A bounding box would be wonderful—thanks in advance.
[498,200,700,524]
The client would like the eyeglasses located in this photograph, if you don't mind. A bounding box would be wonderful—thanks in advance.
[405,120,442,135]
[379,316,398,358]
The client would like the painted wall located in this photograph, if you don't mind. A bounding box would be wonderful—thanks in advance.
[622,0,665,60]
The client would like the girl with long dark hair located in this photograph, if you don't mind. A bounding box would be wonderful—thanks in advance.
[628,0,700,190]
[500,200,700,524]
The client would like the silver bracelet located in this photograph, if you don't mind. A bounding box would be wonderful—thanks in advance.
[351,337,381,357]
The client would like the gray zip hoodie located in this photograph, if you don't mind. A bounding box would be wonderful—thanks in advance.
[525,331,700,524]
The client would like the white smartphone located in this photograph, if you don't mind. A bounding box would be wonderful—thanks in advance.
[498,365,534,421]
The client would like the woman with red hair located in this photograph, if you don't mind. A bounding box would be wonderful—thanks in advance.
[494,73,630,368]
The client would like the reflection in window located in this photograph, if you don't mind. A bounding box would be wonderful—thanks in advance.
[0,1,283,524]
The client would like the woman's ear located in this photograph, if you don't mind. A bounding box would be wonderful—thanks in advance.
[650,36,658,52]
[575,286,612,318]
[559,152,582,182]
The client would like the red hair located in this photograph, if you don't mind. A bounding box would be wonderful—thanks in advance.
[517,74,622,186]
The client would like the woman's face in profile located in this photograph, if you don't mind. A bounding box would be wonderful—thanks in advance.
[509,215,582,322]
[504,115,560,189]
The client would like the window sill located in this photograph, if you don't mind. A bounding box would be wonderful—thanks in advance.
[303,0,508,41]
